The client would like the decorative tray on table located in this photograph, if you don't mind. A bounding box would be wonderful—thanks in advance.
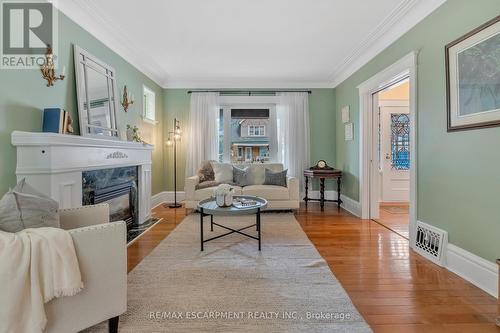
[233,197,259,209]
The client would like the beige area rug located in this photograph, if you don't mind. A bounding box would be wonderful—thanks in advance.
[84,213,372,332]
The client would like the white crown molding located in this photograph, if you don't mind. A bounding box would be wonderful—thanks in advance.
[164,78,333,89]
[52,0,445,89]
[330,0,446,87]
[51,0,167,87]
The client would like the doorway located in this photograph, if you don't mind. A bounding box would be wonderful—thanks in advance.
[373,79,410,238]
[358,52,417,248]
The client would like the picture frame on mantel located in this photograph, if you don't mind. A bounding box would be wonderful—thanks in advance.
[445,15,500,132]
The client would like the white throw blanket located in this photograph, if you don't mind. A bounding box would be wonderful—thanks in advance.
[0,227,83,333]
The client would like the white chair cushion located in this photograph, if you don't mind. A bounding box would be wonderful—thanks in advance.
[194,186,243,201]
[242,185,290,200]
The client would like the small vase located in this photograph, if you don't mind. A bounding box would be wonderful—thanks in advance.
[215,193,233,207]
[224,193,233,206]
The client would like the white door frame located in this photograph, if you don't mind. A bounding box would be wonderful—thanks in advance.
[357,51,418,248]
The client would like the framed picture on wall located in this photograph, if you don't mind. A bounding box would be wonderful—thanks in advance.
[445,15,500,132]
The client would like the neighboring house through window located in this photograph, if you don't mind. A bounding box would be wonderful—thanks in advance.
[248,125,265,136]
[218,107,275,163]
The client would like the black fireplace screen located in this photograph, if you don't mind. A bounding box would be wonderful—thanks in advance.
[82,166,138,228]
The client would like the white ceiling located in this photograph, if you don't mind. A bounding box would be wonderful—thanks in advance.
[55,0,446,88]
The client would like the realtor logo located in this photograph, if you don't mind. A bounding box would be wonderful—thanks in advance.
[1,0,58,69]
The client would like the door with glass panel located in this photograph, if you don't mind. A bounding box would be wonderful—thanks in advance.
[380,102,410,202]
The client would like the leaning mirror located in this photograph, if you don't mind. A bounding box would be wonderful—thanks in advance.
[74,45,120,139]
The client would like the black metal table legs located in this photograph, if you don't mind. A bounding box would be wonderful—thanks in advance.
[257,208,261,251]
[200,208,204,251]
[200,208,262,251]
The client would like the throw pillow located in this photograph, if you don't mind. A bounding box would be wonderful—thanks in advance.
[0,178,60,233]
[197,160,215,183]
[210,162,234,184]
[233,166,250,187]
[263,169,288,187]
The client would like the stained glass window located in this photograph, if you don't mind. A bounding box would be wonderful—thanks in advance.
[391,114,410,170]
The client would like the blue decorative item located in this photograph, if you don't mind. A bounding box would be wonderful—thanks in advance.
[391,114,410,170]
[42,108,65,133]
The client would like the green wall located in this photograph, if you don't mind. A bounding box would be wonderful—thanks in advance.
[163,89,190,192]
[335,0,500,261]
[0,11,165,196]
[163,89,336,191]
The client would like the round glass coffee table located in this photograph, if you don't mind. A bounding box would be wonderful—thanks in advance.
[197,195,268,251]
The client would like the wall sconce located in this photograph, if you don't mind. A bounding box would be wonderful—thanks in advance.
[40,46,65,87]
[121,85,134,112]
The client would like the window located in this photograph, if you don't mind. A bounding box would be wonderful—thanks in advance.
[142,86,156,123]
[391,113,410,170]
[218,107,276,163]
[248,125,265,137]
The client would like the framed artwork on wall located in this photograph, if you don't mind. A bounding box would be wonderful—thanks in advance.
[344,123,353,141]
[445,15,500,132]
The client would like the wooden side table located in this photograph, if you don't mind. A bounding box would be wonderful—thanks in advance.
[303,169,343,211]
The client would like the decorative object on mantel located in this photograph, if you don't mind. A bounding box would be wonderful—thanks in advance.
[121,85,134,112]
[165,118,182,208]
[304,163,343,211]
[40,45,65,87]
[42,108,73,134]
[344,122,354,141]
[126,125,144,143]
[446,15,500,131]
[341,105,350,123]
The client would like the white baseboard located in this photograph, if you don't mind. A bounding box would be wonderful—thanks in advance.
[151,191,185,209]
[446,243,498,298]
[306,190,361,217]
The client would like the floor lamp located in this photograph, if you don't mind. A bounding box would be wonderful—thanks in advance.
[165,118,182,208]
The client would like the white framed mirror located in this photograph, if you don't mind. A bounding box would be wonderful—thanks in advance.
[74,45,120,139]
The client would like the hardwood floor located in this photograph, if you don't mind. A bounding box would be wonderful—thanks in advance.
[374,204,409,239]
[128,202,498,332]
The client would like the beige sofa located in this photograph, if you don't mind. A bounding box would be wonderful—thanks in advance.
[185,163,299,210]
[45,204,127,333]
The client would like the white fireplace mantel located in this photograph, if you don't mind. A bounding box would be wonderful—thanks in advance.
[11,131,154,224]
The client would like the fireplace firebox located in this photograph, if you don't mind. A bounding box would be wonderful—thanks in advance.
[82,166,138,230]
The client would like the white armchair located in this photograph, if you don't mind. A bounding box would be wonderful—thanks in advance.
[44,204,127,333]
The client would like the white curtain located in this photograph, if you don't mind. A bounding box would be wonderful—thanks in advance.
[185,93,219,177]
[276,92,310,190]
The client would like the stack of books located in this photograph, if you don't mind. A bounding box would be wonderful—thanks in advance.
[42,108,74,134]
